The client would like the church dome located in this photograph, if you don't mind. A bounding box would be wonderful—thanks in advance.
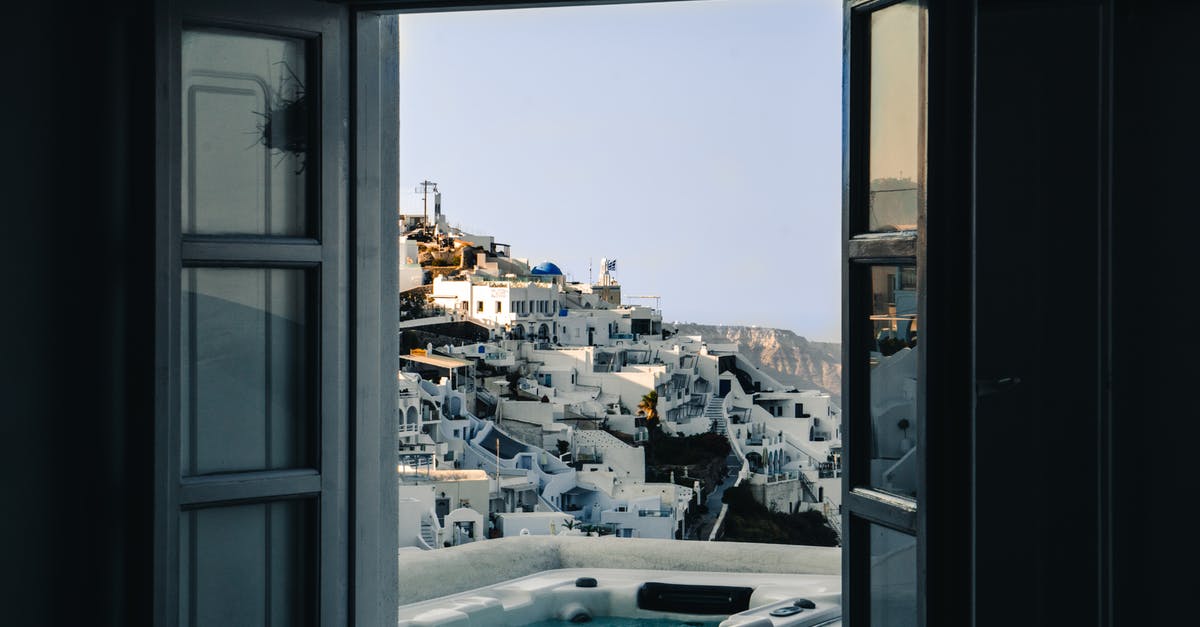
[530,261,563,276]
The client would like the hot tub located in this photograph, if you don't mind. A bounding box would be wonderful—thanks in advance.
[397,568,841,627]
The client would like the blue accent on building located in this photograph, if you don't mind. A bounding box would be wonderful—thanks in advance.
[531,261,563,276]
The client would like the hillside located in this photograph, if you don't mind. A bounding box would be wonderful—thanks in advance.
[670,324,841,404]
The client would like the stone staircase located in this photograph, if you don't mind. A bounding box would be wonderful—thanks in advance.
[420,520,437,548]
[705,397,727,434]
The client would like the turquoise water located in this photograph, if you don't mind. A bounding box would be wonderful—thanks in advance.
[523,614,715,619]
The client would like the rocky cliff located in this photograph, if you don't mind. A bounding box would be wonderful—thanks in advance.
[671,324,841,404]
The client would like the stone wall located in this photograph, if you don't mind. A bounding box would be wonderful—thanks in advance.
[750,479,807,514]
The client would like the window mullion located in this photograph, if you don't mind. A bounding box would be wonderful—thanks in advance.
[181,239,322,265]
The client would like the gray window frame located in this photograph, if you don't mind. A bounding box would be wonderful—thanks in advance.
[844,0,926,625]
[156,1,400,626]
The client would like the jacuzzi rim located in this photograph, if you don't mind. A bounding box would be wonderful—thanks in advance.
[398,566,842,626]
[399,567,842,610]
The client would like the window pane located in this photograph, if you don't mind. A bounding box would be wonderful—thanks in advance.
[182,29,309,236]
[181,268,311,475]
[180,500,315,627]
[868,0,921,232]
[868,265,917,497]
[870,524,917,627]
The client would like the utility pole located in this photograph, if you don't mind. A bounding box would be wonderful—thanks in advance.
[414,180,438,229]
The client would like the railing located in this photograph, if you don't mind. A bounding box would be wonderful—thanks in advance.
[768,472,798,483]
[817,462,841,479]
[399,302,451,322]
[822,498,842,542]
[476,387,496,406]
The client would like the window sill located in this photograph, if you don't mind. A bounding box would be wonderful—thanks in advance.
[848,230,918,260]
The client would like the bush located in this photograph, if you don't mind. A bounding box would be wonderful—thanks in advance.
[721,485,763,514]
[649,432,730,466]
[721,486,839,547]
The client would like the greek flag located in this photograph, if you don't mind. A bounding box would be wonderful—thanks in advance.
[606,259,617,272]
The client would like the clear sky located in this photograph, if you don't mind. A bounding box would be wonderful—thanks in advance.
[399,0,843,342]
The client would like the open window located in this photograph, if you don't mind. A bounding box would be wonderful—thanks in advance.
[160,0,855,622]
[845,1,924,625]
[160,1,399,624]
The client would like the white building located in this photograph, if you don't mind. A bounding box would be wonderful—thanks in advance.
[398,236,424,292]
[429,275,563,340]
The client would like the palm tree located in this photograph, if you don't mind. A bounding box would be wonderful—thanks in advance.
[638,390,659,426]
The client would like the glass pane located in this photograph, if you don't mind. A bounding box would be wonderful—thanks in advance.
[181,268,310,475]
[868,0,921,232]
[180,500,315,627]
[868,265,918,497]
[870,524,917,627]
[182,29,309,235]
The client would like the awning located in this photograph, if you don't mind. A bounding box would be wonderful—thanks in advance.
[400,353,472,369]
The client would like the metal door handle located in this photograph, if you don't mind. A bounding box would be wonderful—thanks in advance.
[977,376,1022,397]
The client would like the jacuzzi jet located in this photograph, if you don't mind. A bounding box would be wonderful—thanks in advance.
[561,602,592,624]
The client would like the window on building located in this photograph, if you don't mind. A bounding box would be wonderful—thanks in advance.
[496,301,502,313]
[477,300,484,313]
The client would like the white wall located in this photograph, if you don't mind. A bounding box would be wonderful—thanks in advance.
[496,512,574,537]
[573,430,645,483]
[397,485,437,549]
[498,400,556,426]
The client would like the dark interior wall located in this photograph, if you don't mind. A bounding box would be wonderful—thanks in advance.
[976,2,1105,623]
[975,1,1200,626]
[0,2,155,626]
[1110,2,1200,625]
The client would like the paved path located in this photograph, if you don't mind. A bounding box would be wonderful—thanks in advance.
[690,452,741,540]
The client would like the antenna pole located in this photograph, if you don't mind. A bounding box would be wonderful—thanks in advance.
[415,180,438,231]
